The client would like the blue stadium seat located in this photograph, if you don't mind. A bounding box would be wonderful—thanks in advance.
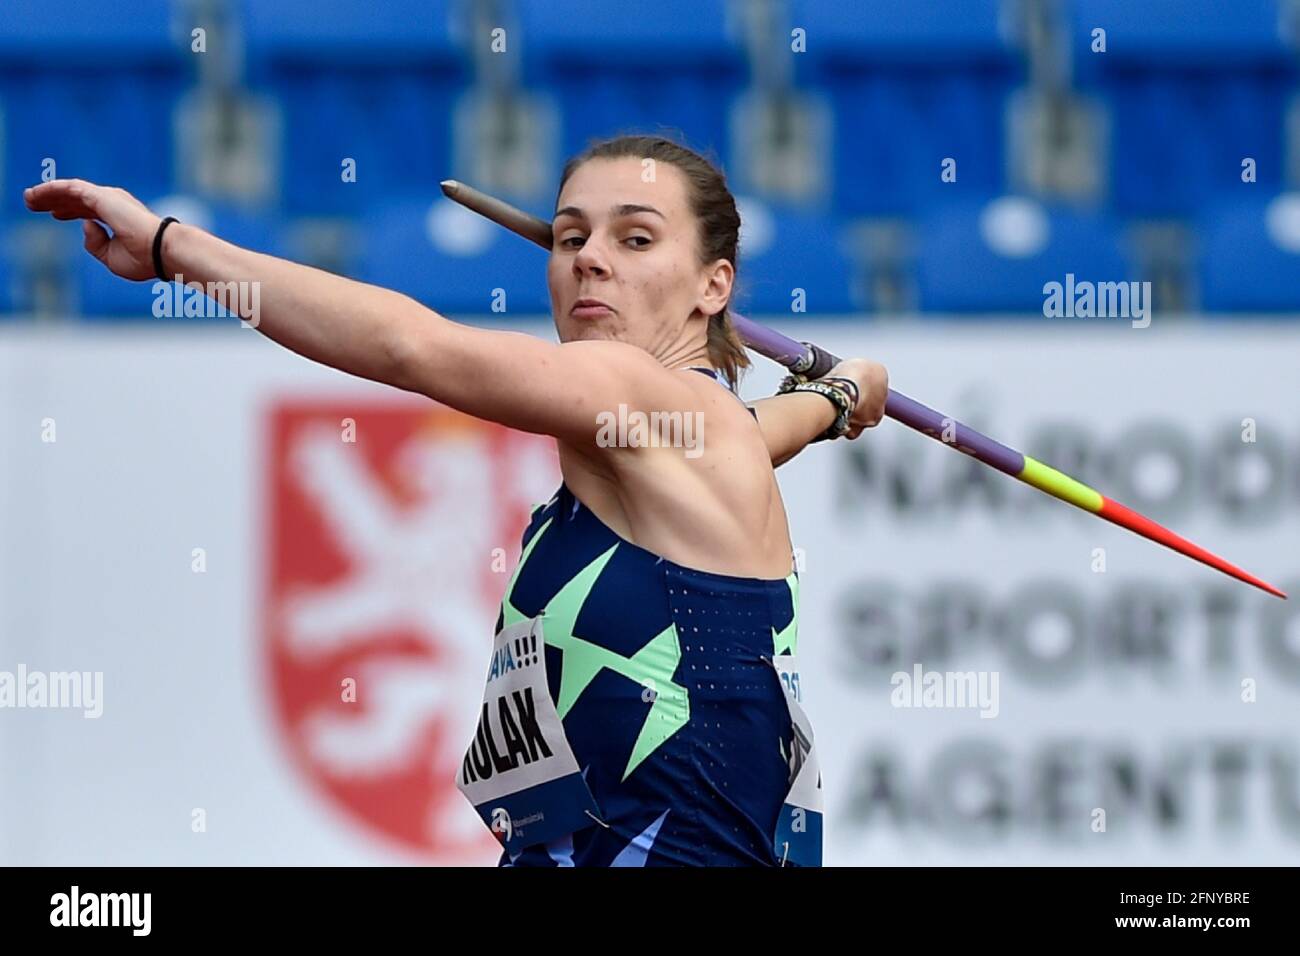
[1069,0,1290,64]
[356,195,553,316]
[0,0,179,56]
[0,0,185,216]
[241,0,460,55]
[1199,194,1300,313]
[790,0,1020,217]
[915,197,1132,313]
[515,0,745,163]
[733,200,859,314]
[239,0,466,216]
[1069,0,1297,217]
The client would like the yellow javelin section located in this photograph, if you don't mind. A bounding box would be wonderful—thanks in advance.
[1019,456,1105,513]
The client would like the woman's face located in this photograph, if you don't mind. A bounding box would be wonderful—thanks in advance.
[548,157,732,358]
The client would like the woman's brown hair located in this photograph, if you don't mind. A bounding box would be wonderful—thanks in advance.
[556,134,751,391]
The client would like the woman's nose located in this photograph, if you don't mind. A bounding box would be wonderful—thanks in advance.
[573,236,609,277]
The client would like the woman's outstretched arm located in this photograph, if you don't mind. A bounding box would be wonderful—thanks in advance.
[24,179,696,445]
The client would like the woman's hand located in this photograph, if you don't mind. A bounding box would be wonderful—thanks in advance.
[24,179,162,282]
[826,357,889,438]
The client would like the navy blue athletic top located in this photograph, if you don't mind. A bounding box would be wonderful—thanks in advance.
[492,367,804,866]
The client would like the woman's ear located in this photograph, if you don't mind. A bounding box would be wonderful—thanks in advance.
[698,258,734,318]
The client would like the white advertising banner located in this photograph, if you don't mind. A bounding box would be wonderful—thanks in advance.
[0,320,1296,865]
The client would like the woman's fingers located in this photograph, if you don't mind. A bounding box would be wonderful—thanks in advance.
[24,179,70,210]
[82,220,111,263]
[24,179,105,220]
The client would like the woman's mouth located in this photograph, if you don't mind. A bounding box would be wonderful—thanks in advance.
[571,298,614,319]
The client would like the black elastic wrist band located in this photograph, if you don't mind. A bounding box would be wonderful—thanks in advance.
[152,216,179,282]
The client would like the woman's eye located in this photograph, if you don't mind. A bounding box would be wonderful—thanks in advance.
[560,235,649,249]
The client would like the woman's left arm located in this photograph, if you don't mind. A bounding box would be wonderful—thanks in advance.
[746,358,889,467]
[746,393,839,467]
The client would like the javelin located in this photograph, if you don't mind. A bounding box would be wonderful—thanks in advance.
[440,179,1287,600]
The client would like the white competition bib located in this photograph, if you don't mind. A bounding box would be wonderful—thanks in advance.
[456,615,602,854]
[771,654,823,866]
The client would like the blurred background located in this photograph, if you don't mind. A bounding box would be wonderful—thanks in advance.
[0,0,1297,865]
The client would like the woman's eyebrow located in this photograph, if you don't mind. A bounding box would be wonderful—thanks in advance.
[553,203,666,222]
